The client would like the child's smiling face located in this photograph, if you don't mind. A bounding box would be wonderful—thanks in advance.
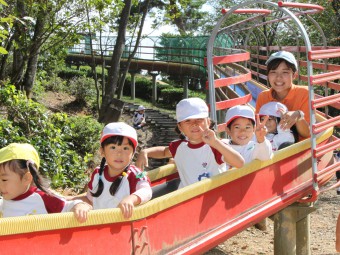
[226,117,255,145]
[177,118,210,144]
[267,61,296,98]
[260,115,277,133]
[101,137,134,175]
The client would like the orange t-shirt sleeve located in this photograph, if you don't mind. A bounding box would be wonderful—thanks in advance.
[255,90,271,114]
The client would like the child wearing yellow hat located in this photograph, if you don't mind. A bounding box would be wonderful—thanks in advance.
[0,143,92,222]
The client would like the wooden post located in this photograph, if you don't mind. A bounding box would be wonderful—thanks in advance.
[149,72,158,105]
[274,203,316,255]
[274,206,296,255]
[130,71,137,100]
[183,77,189,99]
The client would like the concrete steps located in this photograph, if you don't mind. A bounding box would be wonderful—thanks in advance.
[123,103,177,169]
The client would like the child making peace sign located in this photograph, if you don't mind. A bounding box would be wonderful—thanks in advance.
[223,105,273,164]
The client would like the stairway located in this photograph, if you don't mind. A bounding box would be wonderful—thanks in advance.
[123,103,178,169]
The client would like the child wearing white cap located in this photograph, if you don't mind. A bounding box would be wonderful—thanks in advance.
[223,105,273,164]
[0,143,92,222]
[136,98,244,188]
[85,122,152,218]
[133,105,146,130]
[255,51,310,141]
[259,102,296,151]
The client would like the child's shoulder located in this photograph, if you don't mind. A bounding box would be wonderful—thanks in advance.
[128,165,148,181]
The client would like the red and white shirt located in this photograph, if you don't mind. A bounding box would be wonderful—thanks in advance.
[0,187,82,218]
[169,139,229,187]
[87,164,152,209]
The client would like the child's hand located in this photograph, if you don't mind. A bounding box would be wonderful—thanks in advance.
[118,195,139,219]
[255,114,268,143]
[72,202,92,223]
[200,127,218,146]
[280,111,300,130]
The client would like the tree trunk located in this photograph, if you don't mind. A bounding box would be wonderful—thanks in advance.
[11,0,26,87]
[116,0,150,99]
[0,36,13,81]
[169,0,187,35]
[98,0,133,122]
[22,6,48,97]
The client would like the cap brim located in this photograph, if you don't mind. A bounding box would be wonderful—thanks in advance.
[177,113,208,123]
[226,115,255,126]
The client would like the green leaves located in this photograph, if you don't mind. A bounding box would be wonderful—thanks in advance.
[0,83,102,192]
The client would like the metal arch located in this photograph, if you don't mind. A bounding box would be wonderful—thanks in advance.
[207,0,321,190]
[274,4,318,191]
[207,1,256,123]
[244,29,263,75]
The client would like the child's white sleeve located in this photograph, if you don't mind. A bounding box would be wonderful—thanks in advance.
[253,139,273,161]
[62,199,84,213]
[133,180,152,204]
[86,189,94,203]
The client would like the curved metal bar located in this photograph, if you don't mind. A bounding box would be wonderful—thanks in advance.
[206,0,322,192]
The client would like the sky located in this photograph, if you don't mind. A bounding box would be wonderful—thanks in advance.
[141,16,175,37]
[141,3,215,36]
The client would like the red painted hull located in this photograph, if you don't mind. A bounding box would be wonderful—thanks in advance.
[0,132,336,254]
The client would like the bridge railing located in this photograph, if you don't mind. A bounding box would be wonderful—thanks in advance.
[67,35,213,72]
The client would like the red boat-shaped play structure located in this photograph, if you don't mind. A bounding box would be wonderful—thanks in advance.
[1,1,340,254]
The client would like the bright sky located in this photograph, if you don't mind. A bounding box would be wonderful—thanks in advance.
[141,16,176,36]
[141,3,214,36]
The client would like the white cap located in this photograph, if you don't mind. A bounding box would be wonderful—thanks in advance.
[265,51,298,70]
[137,105,145,111]
[259,102,288,118]
[225,105,255,126]
[176,98,209,123]
[100,122,138,149]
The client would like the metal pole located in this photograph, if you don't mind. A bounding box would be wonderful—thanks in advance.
[130,71,136,100]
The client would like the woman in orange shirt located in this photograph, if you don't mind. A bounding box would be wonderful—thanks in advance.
[255,51,310,141]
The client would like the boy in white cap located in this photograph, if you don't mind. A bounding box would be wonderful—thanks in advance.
[133,105,146,130]
[255,51,310,141]
[136,97,244,188]
[84,122,152,218]
[0,143,92,222]
[259,102,296,151]
[223,105,273,164]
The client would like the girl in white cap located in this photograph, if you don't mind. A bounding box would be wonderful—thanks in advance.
[255,51,310,141]
[259,102,296,151]
[133,105,146,130]
[136,98,244,188]
[0,143,92,222]
[86,122,152,218]
[223,105,273,164]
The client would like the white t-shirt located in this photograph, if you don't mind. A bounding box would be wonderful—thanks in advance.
[133,112,145,125]
[0,187,82,218]
[222,138,273,164]
[266,126,295,151]
[169,139,230,187]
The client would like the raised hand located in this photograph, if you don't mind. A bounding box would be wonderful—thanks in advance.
[255,114,268,143]
[200,126,218,146]
[280,110,300,130]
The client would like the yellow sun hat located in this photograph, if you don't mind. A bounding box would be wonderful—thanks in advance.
[0,143,40,168]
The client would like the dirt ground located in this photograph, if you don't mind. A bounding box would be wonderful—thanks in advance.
[204,180,339,255]
[41,91,340,255]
